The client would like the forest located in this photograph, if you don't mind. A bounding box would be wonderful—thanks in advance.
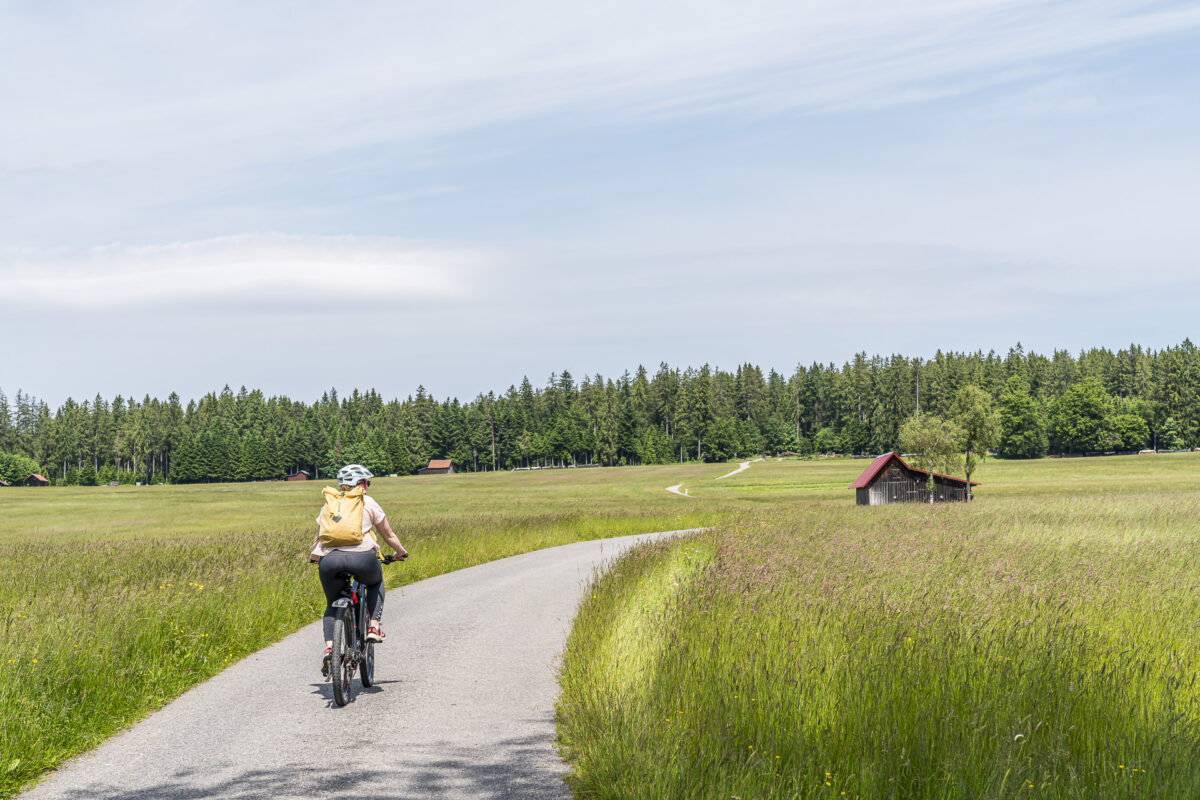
[1,340,1197,486]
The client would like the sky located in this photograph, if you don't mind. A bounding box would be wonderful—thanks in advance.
[2,1,1199,407]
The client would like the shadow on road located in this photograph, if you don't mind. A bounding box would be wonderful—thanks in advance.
[308,680,403,706]
[41,733,571,800]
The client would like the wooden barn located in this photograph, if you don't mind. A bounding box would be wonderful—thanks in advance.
[26,473,50,487]
[418,459,456,475]
[286,470,310,481]
[850,452,976,505]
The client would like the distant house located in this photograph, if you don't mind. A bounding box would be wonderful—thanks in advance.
[287,470,311,481]
[26,474,50,487]
[418,459,455,475]
[0,479,9,487]
[849,452,976,505]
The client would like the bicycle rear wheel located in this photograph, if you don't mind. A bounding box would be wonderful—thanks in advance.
[330,607,355,707]
[361,641,375,688]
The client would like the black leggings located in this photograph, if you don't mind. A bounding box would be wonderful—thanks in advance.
[318,549,385,641]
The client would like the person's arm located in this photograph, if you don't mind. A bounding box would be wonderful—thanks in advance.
[375,517,407,558]
[310,528,322,562]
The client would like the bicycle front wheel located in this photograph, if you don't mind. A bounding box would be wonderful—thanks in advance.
[330,607,355,707]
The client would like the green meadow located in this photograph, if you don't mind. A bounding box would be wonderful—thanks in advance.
[558,454,1200,799]
[5,454,1200,799]
[0,464,726,797]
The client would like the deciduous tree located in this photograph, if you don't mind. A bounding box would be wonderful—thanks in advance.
[899,413,964,503]
[950,384,1000,499]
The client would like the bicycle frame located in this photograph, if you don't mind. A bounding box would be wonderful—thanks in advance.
[331,578,367,660]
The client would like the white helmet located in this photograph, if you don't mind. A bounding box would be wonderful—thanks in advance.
[336,464,374,487]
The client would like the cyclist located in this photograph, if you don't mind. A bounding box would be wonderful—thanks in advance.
[309,464,408,675]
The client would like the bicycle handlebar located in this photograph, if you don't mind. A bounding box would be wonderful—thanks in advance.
[309,552,407,565]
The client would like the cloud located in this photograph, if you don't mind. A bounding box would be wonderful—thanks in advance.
[3,1,1199,172]
[0,234,493,309]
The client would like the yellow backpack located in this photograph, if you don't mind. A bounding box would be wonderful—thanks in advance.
[318,485,367,547]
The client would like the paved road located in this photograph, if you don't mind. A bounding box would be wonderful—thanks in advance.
[22,530,695,800]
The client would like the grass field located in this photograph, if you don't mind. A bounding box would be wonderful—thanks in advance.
[0,463,732,797]
[557,454,1200,799]
[7,454,1199,799]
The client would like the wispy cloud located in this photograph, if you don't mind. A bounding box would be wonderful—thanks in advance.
[0,234,492,309]
[3,1,1198,172]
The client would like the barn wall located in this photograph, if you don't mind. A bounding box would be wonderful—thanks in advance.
[863,460,971,505]
[867,462,928,505]
[931,477,970,502]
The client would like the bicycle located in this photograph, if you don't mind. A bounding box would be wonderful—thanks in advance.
[327,552,405,707]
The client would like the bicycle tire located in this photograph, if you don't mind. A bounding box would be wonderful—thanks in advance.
[361,641,375,688]
[331,607,354,706]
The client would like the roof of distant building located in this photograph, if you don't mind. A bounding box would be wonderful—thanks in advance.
[849,452,978,489]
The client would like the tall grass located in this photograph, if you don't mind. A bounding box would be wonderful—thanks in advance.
[558,455,1200,799]
[0,464,727,797]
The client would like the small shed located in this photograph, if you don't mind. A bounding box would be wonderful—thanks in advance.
[26,473,50,487]
[849,452,976,505]
[286,470,311,481]
[0,479,9,487]
[418,459,455,475]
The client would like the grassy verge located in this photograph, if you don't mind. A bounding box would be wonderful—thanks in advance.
[558,454,1200,799]
[0,464,728,797]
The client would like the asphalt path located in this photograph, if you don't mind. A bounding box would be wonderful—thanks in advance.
[22,530,697,800]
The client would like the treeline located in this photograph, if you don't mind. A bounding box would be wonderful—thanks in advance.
[1,340,1198,486]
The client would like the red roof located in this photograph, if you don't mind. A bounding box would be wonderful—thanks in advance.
[849,452,978,489]
[426,459,452,469]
